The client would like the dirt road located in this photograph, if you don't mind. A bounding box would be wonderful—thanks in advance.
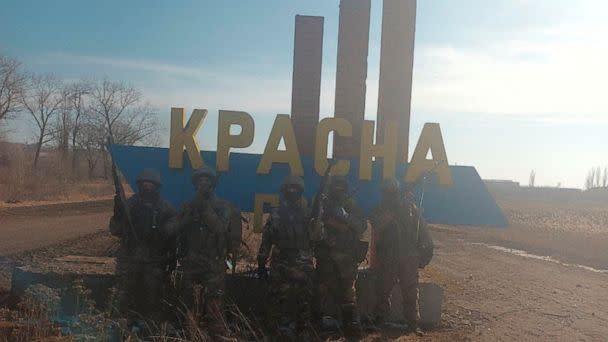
[0,200,112,255]
[427,227,608,342]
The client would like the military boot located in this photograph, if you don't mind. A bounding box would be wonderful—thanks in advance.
[341,304,362,339]
[406,321,424,336]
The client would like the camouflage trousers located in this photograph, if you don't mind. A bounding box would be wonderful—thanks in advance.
[313,254,359,320]
[180,267,228,337]
[373,256,419,326]
[267,258,314,333]
[115,259,166,322]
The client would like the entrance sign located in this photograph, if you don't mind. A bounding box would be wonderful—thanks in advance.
[110,111,507,231]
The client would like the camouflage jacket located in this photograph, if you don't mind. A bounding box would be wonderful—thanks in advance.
[316,198,367,261]
[175,194,232,273]
[257,200,314,266]
[370,200,434,265]
[109,193,177,264]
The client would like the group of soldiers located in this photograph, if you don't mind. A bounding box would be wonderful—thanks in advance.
[109,166,434,341]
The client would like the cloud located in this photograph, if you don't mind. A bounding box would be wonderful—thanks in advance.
[42,52,295,114]
[411,23,608,122]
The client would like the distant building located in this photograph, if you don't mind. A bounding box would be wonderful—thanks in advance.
[484,179,520,193]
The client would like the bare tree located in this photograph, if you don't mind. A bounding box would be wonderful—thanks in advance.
[52,86,74,160]
[585,169,594,190]
[91,79,142,141]
[19,73,64,168]
[528,169,536,187]
[603,167,608,188]
[69,80,91,175]
[75,120,105,179]
[49,80,92,175]
[0,55,25,124]
[109,102,159,145]
[88,79,159,178]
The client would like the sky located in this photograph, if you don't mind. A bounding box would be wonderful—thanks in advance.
[1,0,607,188]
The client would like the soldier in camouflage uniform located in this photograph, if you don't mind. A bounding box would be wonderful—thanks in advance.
[313,176,367,337]
[174,166,235,340]
[109,168,177,330]
[369,178,434,336]
[257,176,320,339]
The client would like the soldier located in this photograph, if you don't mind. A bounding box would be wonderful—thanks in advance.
[313,176,367,338]
[369,178,434,336]
[257,176,320,339]
[174,166,235,341]
[109,168,177,332]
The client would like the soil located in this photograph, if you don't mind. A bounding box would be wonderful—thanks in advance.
[1,198,607,341]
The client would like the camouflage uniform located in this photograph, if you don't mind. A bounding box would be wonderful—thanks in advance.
[175,166,235,338]
[313,177,367,336]
[109,169,177,323]
[369,178,434,332]
[257,176,317,337]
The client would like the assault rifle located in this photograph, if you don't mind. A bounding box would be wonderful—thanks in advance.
[407,160,446,244]
[310,161,334,241]
[107,138,139,243]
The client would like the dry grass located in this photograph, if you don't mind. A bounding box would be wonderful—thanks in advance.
[1,279,269,341]
[0,144,114,204]
[0,284,62,341]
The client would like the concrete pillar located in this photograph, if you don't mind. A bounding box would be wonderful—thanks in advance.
[291,15,324,157]
[332,0,371,160]
[377,0,417,162]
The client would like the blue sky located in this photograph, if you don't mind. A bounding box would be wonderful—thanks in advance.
[2,0,607,188]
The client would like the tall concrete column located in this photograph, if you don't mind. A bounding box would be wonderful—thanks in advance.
[332,0,371,160]
[376,0,417,162]
[291,15,324,157]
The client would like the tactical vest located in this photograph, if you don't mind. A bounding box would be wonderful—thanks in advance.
[376,201,420,260]
[122,194,174,262]
[318,200,364,257]
[181,197,229,269]
[270,203,312,261]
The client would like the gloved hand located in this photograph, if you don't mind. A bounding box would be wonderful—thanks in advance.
[418,248,433,269]
[332,207,350,222]
[113,194,125,218]
[256,264,268,280]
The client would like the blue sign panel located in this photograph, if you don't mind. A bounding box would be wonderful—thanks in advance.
[111,144,508,227]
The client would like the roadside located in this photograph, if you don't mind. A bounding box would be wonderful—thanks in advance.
[457,200,608,270]
[428,227,608,341]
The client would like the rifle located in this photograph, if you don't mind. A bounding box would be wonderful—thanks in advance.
[107,137,139,243]
[310,161,334,241]
[409,160,446,244]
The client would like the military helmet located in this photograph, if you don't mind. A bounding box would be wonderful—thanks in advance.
[136,168,161,187]
[281,175,305,192]
[380,178,401,193]
[192,165,217,185]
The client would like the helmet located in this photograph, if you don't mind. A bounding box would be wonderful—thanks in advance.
[380,178,401,193]
[136,168,161,187]
[192,166,217,185]
[281,175,304,192]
